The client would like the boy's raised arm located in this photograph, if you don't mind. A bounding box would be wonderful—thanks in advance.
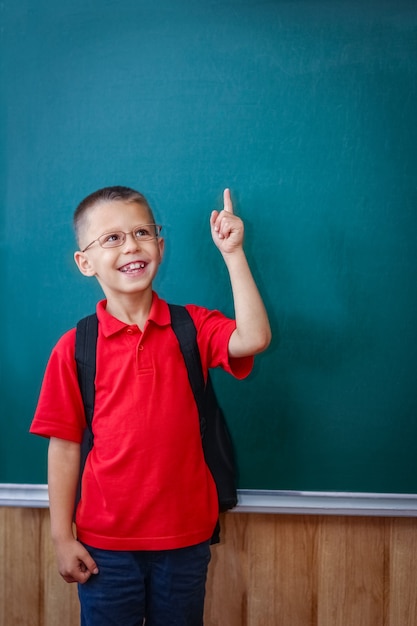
[48,437,99,584]
[210,189,272,359]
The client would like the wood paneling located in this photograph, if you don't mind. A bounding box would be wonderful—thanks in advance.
[316,517,386,626]
[387,518,417,625]
[0,508,41,626]
[1,508,416,625]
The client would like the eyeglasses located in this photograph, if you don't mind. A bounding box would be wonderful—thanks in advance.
[81,224,163,252]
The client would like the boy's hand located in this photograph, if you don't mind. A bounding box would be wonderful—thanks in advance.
[55,537,99,584]
[210,189,244,255]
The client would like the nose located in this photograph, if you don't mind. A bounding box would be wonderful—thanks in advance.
[122,231,141,251]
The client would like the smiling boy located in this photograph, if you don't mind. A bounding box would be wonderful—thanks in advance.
[30,186,271,626]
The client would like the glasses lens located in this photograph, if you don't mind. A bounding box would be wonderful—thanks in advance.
[133,225,162,241]
[134,226,155,241]
[99,232,125,248]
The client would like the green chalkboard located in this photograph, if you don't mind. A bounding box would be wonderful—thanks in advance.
[1,0,416,493]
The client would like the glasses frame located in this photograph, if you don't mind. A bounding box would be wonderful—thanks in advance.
[81,224,163,253]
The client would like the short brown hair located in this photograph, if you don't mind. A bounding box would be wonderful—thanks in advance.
[73,186,155,246]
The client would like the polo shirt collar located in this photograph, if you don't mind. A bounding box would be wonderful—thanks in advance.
[96,292,171,337]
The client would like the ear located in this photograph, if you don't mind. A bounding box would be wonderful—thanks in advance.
[157,237,165,264]
[74,250,96,277]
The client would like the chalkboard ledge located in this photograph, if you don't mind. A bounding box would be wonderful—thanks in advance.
[235,490,417,517]
[1,484,417,517]
[0,483,49,507]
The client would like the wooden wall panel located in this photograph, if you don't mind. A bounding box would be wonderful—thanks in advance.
[387,518,417,626]
[0,508,41,626]
[317,517,386,626]
[246,514,318,625]
[1,507,417,625]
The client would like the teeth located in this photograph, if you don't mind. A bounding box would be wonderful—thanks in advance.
[121,262,145,272]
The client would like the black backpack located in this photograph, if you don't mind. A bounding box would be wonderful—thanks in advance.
[74,304,238,542]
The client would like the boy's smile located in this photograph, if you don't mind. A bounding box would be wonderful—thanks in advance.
[74,200,164,307]
[119,260,147,274]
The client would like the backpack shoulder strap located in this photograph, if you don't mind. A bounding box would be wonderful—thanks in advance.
[168,303,207,435]
[75,313,98,430]
[74,313,98,514]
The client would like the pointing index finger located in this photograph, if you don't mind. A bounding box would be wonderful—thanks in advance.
[223,188,234,214]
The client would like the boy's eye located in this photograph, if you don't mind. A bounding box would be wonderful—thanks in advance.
[103,232,123,244]
[135,227,152,238]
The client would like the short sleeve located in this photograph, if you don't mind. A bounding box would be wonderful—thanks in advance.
[30,329,87,442]
[185,305,254,380]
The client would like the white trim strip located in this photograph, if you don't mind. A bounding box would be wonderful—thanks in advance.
[0,484,49,507]
[235,490,417,517]
[1,484,417,516]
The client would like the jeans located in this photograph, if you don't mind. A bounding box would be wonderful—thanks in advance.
[78,541,211,626]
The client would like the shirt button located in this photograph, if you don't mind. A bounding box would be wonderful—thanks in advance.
[138,344,144,351]
[126,328,134,335]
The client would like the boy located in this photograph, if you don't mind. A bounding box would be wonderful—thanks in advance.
[30,185,271,626]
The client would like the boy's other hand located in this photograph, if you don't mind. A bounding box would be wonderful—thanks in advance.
[210,189,244,255]
[55,537,99,584]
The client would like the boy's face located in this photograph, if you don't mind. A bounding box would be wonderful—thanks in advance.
[74,200,164,302]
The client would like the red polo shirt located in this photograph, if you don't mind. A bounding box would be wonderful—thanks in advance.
[30,293,253,550]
